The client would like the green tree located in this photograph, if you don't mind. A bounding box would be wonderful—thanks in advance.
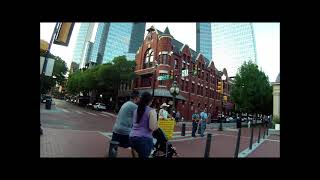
[230,61,272,115]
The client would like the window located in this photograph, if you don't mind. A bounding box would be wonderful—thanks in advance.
[162,54,168,65]
[159,73,166,85]
[206,73,209,82]
[198,103,201,108]
[197,85,200,95]
[192,83,195,93]
[174,59,178,69]
[143,49,154,69]
[185,81,189,92]
[141,74,152,87]
[181,80,184,91]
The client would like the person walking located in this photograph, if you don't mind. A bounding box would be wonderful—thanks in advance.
[200,108,209,137]
[191,109,200,137]
[129,92,158,158]
[111,90,140,149]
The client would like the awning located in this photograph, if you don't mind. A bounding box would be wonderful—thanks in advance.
[136,88,186,101]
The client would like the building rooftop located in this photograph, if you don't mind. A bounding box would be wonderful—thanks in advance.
[156,28,210,67]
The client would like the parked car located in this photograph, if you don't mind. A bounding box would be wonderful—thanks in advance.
[86,103,94,109]
[93,103,106,111]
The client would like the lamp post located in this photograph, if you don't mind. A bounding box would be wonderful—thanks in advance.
[218,74,226,131]
[170,81,180,113]
[152,61,159,98]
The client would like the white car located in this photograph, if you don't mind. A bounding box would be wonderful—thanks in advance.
[93,103,106,111]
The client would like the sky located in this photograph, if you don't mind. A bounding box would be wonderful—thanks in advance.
[40,22,280,82]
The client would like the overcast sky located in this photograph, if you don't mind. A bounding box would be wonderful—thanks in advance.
[40,22,279,82]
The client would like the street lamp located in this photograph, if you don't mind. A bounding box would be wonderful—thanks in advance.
[152,61,159,98]
[218,74,226,131]
[169,81,180,113]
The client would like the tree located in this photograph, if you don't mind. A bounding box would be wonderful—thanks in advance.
[230,61,272,115]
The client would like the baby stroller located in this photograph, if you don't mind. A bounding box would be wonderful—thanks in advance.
[151,128,179,158]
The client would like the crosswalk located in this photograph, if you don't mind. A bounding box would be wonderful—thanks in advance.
[56,107,117,118]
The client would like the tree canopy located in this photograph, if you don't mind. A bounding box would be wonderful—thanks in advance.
[230,61,272,115]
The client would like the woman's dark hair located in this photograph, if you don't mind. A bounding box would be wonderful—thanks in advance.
[136,92,153,124]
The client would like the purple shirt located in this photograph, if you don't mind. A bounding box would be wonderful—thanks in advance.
[130,106,153,138]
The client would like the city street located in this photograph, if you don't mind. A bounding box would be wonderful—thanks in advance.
[40,99,280,158]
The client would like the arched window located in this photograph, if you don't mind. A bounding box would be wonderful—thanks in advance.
[143,49,154,69]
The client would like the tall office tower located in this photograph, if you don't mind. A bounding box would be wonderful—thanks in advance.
[72,23,95,68]
[90,22,146,64]
[212,23,257,77]
[196,23,212,60]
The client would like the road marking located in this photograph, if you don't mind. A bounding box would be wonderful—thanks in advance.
[100,113,111,118]
[61,109,70,113]
[99,132,112,139]
[75,110,83,114]
[85,112,97,116]
[102,112,117,118]
[265,139,280,143]
[238,134,271,158]
[171,134,218,142]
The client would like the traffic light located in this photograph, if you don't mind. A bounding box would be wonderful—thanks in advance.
[217,81,223,94]
[193,64,197,75]
[54,23,75,46]
[169,70,174,79]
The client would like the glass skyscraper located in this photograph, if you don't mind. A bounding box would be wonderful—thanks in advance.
[72,23,95,67]
[196,23,212,60]
[89,22,145,64]
[212,23,257,77]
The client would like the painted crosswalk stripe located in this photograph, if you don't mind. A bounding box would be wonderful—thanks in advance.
[61,109,70,113]
[102,112,117,118]
[85,112,97,116]
[75,110,83,114]
[100,113,111,118]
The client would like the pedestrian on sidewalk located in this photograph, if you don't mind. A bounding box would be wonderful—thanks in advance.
[130,92,158,158]
[159,103,170,120]
[111,90,140,150]
[200,108,209,137]
[191,109,200,137]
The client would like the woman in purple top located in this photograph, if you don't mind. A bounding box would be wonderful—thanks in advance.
[129,92,158,158]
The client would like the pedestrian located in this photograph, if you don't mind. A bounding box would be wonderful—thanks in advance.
[175,111,181,122]
[111,90,140,150]
[200,108,209,137]
[129,92,158,158]
[159,103,170,120]
[191,109,200,137]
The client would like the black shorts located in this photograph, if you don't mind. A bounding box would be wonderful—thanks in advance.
[111,132,130,148]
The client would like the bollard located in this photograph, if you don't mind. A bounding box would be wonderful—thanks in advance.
[263,125,266,139]
[257,125,261,143]
[181,123,186,136]
[204,133,212,158]
[249,126,254,150]
[266,126,269,136]
[234,127,242,158]
[108,141,119,158]
[218,118,223,131]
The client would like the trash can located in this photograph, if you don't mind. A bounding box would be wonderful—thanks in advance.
[45,99,52,110]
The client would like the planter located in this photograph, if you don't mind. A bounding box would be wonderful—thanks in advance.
[275,124,280,130]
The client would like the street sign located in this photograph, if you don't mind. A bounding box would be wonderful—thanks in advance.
[182,69,188,77]
[158,75,170,80]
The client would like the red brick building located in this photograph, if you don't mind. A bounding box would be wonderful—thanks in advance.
[133,26,233,121]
